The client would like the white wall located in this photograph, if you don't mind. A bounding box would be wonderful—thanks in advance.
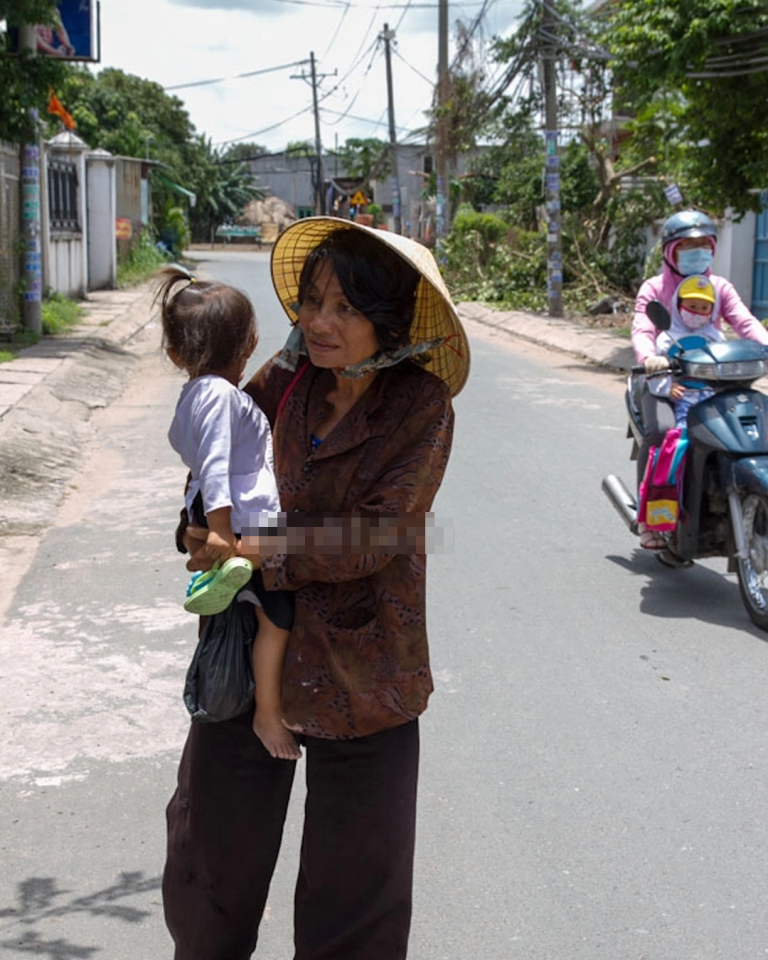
[86,152,117,290]
[713,210,756,305]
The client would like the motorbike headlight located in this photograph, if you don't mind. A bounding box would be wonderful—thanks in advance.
[684,360,765,380]
[716,360,766,379]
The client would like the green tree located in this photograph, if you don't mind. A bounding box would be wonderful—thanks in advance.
[600,0,768,214]
[0,0,69,142]
[57,67,262,244]
[221,142,268,163]
[331,138,390,182]
[58,66,205,242]
[60,66,196,162]
[187,137,264,243]
[470,108,543,229]
[285,141,315,157]
[443,0,663,307]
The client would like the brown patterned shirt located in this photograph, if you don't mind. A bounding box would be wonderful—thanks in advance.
[244,357,455,739]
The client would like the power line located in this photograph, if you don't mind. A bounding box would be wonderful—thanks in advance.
[322,106,420,140]
[392,46,434,86]
[688,27,768,77]
[323,35,383,126]
[164,60,308,92]
[393,0,415,32]
[212,103,316,147]
[450,0,493,70]
[320,1,353,60]
[261,0,488,6]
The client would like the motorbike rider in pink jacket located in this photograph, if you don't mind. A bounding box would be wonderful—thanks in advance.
[631,209,768,488]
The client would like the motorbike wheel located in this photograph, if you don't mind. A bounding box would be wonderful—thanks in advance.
[736,493,768,631]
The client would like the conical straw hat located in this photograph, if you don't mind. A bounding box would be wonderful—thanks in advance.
[270,216,470,396]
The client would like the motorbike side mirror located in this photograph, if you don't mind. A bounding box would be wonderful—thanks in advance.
[646,300,671,331]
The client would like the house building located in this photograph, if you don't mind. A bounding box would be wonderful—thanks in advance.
[247,143,481,241]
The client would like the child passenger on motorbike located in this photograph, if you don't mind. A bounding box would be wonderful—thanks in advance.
[649,275,724,428]
[638,275,724,551]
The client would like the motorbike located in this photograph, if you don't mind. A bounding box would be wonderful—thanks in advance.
[602,300,768,631]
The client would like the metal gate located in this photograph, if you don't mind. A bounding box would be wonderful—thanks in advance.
[752,192,768,321]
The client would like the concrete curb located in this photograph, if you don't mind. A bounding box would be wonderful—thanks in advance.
[457,301,635,373]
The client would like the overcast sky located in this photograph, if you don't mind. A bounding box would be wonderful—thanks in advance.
[94,0,524,154]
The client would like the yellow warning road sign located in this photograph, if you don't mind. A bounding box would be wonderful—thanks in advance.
[351,191,367,206]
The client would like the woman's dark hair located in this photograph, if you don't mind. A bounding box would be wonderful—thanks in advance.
[156,267,257,378]
[297,228,420,353]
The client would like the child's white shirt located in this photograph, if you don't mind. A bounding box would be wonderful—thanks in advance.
[168,374,280,534]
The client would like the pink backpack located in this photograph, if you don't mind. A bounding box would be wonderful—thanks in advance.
[638,428,688,532]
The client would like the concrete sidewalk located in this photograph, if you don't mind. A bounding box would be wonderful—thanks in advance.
[0,284,158,535]
[0,285,632,535]
[0,285,157,421]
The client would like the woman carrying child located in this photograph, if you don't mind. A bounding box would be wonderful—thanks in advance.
[163,217,470,960]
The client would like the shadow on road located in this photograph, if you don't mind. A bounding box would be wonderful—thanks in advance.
[0,871,160,959]
[605,550,768,640]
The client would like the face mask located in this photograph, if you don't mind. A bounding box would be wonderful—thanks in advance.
[677,247,714,276]
[680,307,712,330]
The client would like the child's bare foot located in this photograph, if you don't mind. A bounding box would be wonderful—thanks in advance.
[253,712,302,760]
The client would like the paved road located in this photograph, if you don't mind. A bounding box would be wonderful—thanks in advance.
[1,250,768,959]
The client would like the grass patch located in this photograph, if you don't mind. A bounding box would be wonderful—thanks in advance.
[0,292,82,361]
[0,328,38,362]
[41,291,82,334]
[13,328,40,347]
[118,230,170,288]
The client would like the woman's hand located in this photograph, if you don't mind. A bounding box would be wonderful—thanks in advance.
[644,355,670,374]
[205,529,238,562]
[184,525,214,572]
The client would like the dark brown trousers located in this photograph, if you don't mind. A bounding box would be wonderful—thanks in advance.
[163,712,420,960]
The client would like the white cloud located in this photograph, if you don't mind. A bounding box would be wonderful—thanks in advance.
[95,0,524,152]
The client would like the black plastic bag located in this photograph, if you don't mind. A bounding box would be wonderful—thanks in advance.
[183,597,256,723]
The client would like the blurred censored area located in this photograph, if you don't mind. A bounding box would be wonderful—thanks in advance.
[244,512,453,555]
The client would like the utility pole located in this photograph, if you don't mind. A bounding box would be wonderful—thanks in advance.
[381,24,402,235]
[541,1,563,318]
[292,53,336,216]
[435,0,449,242]
[309,52,325,215]
[20,22,42,334]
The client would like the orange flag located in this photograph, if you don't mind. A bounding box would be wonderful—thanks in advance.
[47,88,76,130]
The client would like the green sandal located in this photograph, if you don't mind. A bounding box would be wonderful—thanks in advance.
[183,557,254,615]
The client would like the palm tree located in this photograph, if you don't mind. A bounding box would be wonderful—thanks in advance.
[187,136,265,243]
